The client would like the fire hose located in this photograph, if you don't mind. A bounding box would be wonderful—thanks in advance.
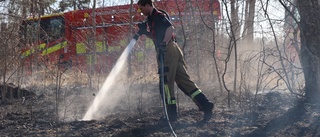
[156,10,177,137]
[158,44,177,137]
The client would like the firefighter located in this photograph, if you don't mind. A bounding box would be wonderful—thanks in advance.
[134,0,214,122]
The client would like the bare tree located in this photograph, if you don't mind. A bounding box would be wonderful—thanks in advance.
[296,0,320,103]
[221,0,241,108]
[87,0,97,89]
[242,0,256,42]
[0,0,24,102]
[230,0,241,39]
[194,0,224,93]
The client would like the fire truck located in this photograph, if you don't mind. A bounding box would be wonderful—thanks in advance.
[20,0,221,74]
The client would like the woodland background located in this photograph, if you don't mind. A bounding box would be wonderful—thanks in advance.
[0,0,320,136]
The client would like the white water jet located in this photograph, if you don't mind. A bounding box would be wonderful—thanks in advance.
[83,39,137,120]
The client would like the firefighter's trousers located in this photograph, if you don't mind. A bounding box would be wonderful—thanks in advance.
[157,40,210,110]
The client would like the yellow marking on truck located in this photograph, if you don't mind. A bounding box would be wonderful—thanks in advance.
[42,41,67,56]
[76,43,86,54]
[21,43,47,58]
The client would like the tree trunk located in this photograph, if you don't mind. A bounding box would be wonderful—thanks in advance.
[230,0,240,99]
[242,0,249,38]
[127,0,134,77]
[297,0,320,103]
[91,0,96,89]
[191,3,201,83]
[247,0,255,41]
[230,0,240,39]
[1,23,7,101]
[73,0,76,10]
[242,0,255,42]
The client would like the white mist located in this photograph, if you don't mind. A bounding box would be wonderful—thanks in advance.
[83,39,137,120]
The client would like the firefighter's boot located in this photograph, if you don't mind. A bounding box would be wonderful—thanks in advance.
[192,92,214,122]
[167,104,177,122]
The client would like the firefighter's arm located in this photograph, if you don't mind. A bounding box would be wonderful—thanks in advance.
[158,26,174,53]
[133,21,150,40]
[162,26,174,45]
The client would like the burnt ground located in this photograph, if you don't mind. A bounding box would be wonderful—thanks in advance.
[1,84,320,137]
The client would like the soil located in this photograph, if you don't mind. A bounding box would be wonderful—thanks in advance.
[1,83,320,137]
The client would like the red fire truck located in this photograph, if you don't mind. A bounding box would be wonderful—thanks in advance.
[20,0,221,74]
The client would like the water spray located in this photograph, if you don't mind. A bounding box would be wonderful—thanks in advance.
[83,38,137,120]
[82,34,177,137]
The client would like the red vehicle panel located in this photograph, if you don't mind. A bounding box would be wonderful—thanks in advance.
[20,0,221,74]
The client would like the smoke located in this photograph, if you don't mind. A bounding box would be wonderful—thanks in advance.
[83,39,137,120]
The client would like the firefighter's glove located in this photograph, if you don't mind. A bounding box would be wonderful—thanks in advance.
[137,21,147,36]
[158,42,167,54]
[133,34,140,40]
[134,21,147,40]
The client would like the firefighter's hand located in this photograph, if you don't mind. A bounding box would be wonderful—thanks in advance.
[137,21,147,36]
[133,34,140,40]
